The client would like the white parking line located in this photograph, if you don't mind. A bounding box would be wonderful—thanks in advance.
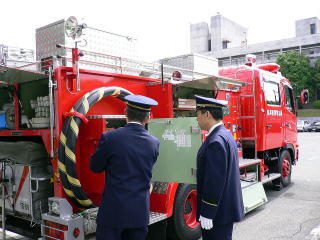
[308,225,320,240]
[0,229,28,240]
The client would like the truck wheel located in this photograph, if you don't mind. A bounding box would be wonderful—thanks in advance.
[167,184,201,240]
[280,150,292,187]
[272,150,292,190]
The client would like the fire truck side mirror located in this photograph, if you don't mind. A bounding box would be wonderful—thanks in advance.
[172,71,182,80]
[300,89,309,104]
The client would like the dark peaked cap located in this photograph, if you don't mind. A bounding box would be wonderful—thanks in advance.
[124,95,158,112]
[195,95,227,109]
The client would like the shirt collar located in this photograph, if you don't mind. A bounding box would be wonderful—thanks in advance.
[208,122,223,135]
[128,121,143,125]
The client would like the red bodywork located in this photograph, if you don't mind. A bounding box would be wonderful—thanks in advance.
[0,66,178,217]
[52,67,180,215]
[219,66,298,163]
[1,62,298,220]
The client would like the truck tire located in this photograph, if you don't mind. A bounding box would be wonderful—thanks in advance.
[280,150,292,187]
[167,184,201,240]
[272,150,292,190]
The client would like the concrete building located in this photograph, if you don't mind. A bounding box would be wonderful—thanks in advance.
[190,15,320,67]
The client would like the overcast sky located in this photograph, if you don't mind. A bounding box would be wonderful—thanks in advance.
[1,0,319,61]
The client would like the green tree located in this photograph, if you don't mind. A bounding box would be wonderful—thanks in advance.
[276,51,313,94]
[314,58,320,100]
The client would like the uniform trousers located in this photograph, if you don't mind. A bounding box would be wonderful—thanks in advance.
[201,223,233,240]
[96,225,148,240]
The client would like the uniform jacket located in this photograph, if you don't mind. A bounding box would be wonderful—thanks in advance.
[196,124,244,226]
[90,123,160,228]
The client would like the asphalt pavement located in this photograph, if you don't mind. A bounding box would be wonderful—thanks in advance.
[233,132,320,240]
[0,231,25,240]
[0,132,320,240]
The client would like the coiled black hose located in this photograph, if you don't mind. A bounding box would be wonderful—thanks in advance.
[58,86,132,208]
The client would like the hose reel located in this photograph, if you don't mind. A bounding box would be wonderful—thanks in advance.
[58,86,132,208]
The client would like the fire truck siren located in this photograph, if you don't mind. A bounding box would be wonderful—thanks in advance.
[245,54,257,66]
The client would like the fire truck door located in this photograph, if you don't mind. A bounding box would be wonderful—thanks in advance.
[148,117,202,184]
[263,76,284,149]
[283,84,297,144]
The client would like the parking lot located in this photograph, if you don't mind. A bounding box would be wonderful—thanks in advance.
[1,132,320,240]
[297,119,320,132]
[233,132,320,240]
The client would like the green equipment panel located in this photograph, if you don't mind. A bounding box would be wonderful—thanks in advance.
[149,117,201,184]
[242,182,267,214]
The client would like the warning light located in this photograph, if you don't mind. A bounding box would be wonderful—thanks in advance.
[73,228,80,238]
[245,54,257,66]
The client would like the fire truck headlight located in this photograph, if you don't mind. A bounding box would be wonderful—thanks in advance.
[50,201,60,215]
[48,197,73,218]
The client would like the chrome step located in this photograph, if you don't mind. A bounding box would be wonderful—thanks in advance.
[239,158,261,168]
[262,173,281,184]
[241,180,257,189]
[149,212,167,225]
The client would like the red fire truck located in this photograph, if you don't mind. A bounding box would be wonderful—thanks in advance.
[0,17,306,240]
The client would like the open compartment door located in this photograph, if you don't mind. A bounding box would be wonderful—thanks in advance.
[242,182,267,214]
[171,75,244,91]
[149,117,201,184]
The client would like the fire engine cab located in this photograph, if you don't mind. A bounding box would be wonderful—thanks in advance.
[0,17,305,240]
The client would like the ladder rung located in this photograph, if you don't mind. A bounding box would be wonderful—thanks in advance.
[262,173,281,184]
[241,137,257,140]
[241,95,254,97]
[87,115,126,119]
[240,116,255,119]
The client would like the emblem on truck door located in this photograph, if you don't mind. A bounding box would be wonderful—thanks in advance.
[266,110,282,116]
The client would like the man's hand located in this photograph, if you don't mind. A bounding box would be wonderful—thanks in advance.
[199,215,213,230]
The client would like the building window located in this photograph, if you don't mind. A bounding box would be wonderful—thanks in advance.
[208,39,211,51]
[310,24,316,34]
[222,41,228,49]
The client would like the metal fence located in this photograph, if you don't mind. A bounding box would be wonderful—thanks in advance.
[218,45,320,67]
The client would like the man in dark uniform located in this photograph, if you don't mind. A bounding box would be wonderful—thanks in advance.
[195,95,244,240]
[90,94,160,240]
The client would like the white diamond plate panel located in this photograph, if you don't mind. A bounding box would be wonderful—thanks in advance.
[36,19,139,74]
[36,19,66,61]
[149,212,167,225]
